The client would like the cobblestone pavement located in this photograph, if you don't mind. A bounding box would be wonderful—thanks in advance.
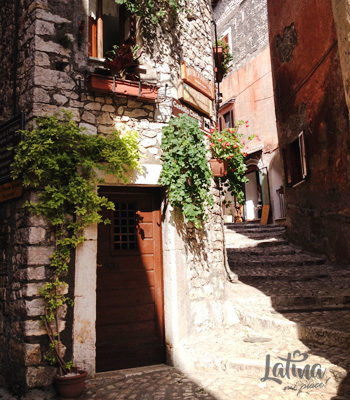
[1,364,348,400]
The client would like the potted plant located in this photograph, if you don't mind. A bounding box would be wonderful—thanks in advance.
[11,113,142,398]
[207,121,251,177]
[207,121,255,207]
[87,42,159,101]
[213,39,234,82]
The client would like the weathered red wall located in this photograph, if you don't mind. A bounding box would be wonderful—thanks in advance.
[268,0,350,262]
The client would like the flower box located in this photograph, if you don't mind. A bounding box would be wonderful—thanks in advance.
[87,73,159,101]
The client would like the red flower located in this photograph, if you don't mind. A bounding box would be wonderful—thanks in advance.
[246,125,249,128]
[210,128,215,134]
[245,121,248,124]
[218,138,223,141]
[244,152,248,157]
[233,143,238,148]
[207,134,212,139]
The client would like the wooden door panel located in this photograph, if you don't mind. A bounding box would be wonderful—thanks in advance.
[98,270,155,289]
[98,254,155,270]
[96,187,164,372]
[138,223,153,238]
[97,304,155,325]
[137,238,155,253]
[96,320,158,343]
[97,288,155,307]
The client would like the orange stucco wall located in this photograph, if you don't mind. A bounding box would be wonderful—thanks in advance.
[220,46,278,154]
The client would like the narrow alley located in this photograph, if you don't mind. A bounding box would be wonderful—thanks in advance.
[1,223,349,399]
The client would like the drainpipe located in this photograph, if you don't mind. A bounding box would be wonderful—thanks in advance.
[212,19,221,119]
[211,17,236,283]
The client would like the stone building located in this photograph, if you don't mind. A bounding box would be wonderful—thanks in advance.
[267,0,350,263]
[0,0,233,394]
[213,0,284,224]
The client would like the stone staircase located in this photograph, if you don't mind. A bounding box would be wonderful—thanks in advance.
[180,223,350,399]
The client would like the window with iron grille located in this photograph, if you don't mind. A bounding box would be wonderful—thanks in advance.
[113,202,137,250]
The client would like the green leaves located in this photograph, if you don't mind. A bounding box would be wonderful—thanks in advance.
[115,0,186,24]
[159,114,214,229]
[11,113,142,372]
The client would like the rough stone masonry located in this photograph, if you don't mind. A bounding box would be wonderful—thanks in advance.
[0,0,232,395]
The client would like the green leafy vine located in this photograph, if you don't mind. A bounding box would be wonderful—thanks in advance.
[159,114,214,229]
[11,113,142,375]
[115,0,187,24]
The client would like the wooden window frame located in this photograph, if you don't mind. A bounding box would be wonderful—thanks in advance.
[219,106,234,131]
[283,131,307,187]
[88,0,135,59]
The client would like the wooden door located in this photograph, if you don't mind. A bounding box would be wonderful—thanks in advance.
[96,187,164,372]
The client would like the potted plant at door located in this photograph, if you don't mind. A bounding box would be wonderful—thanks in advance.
[11,112,142,398]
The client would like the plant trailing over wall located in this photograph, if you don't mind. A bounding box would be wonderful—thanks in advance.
[208,122,255,205]
[105,43,142,80]
[159,114,214,228]
[115,0,187,24]
[11,113,142,375]
[214,39,234,77]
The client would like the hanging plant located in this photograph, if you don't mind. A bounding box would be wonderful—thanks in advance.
[105,43,142,80]
[214,39,234,77]
[207,122,255,205]
[115,0,187,24]
[159,114,214,228]
[11,112,142,376]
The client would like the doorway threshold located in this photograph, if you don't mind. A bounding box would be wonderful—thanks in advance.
[95,364,172,379]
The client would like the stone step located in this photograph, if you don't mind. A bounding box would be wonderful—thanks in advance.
[235,267,329,282]
[226,281,350,311]
[179,328,350,398]
[237,308,350,350]
[225,223,285,232]
[228,254,327,269]
[227,245,301,256]
[226,238,289,249]
[226,228,287,236]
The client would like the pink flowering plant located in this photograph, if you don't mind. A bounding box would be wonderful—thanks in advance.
[207,120,255,205]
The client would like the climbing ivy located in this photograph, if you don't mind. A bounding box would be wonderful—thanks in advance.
[115,0,187,24]
[159,114,214,228]
[11,113,142,375]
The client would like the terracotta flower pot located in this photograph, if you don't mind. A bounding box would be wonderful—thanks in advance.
[209,159,229,177]
[54,370,87,399]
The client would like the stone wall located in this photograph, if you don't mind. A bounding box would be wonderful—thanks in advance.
[214,0,269,73]
[0,0,230,393]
